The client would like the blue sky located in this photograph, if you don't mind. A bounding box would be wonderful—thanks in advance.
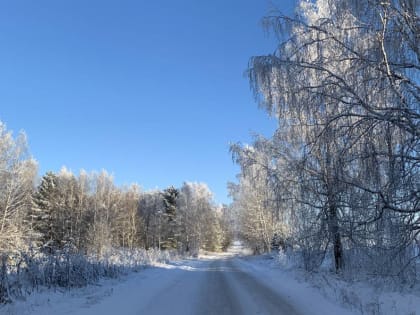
[0,0,294,204]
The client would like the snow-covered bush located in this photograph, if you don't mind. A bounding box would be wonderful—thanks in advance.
[0,247,178,304]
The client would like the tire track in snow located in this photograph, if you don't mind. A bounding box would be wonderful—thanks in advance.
[196,258,302,315]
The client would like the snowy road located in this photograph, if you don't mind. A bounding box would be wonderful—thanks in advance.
[3,251,354,315]
[197,258,301,315]
[133,257,301,315]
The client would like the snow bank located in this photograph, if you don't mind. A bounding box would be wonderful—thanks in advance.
[300,270,420,315]
[270,250,420,315]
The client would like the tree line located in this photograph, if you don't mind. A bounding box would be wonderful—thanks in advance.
[0,121,232,301]
[0,121,232,257]
[231,0,419,280]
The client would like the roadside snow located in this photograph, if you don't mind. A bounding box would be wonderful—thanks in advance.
[244,251,420,315]
[301,268,420,315]
[0,258,203,315]
[232,255,355,315]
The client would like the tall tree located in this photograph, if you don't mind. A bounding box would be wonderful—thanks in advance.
[0,122,37,253]
[240,0,419,273]
[161,186,179,250]
[31,172,60,251]
[139,191,165,249]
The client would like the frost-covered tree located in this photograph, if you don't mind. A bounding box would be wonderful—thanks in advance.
[31,168,88,252]
[114,184,142,249]
[177,182,204,253]
[0,122,37,253]
[31,171,60,251]
[218,204,235,251]
[230,141,291,254]
[234,0,419,275]
[177,182,230,253]
[139,190,165,249]
[86,170,119,256]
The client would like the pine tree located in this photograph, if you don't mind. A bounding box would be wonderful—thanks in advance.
[161,186,179,250]
[30,172,59,252]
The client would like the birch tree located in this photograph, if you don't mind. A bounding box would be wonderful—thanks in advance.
[240,0,419,274]
[0,122,37,253]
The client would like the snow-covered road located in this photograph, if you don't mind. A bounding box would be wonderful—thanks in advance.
[2,250,354,315]
[132,257,302,315]
[198,258,301,315]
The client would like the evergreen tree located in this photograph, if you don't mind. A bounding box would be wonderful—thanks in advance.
[30,172,60,252]
[161,186,179,250]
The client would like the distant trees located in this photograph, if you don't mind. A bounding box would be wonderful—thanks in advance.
[138,182,231,254]
[230,140,290,254]
[176,182,230,253]
[232,0,419,277]
[0,119,230,270]
[115,184,142,250]
[27,171,231,258]
[139,190,165,249]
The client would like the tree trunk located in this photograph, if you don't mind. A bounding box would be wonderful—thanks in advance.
[329,204,344,272]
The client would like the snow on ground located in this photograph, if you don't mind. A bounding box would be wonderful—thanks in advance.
[297,266,420,315]
[231,255,350,315]
[226,242,354,315]
[236,251,420,315]
[1,242,418,315]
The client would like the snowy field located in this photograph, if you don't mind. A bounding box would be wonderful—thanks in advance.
[1,243,419,315]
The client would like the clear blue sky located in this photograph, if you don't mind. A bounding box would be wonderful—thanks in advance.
[0,0,294,204]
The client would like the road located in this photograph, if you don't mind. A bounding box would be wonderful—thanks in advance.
[135,257,301,315]
[198,258,301,315]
